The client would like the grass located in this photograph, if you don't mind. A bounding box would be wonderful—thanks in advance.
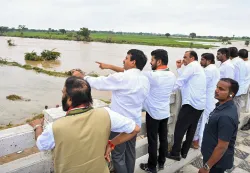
[0,58,100,78]
[24,49,61,61]
[6,94,22,101]
[0,114,44,131]
[26,114,44,123]
[0,58,70,77]
[100,99,111,104]
[2,31,218,49]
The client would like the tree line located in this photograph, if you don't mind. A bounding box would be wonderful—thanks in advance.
[0,25,249,46]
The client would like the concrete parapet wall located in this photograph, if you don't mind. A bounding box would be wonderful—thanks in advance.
[0,87,249,173]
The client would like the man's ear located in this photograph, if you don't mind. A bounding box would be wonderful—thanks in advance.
[67,97,72,106]
[229,92,234,98]
[157,59,162,66]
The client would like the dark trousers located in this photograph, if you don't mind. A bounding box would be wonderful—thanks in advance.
[146,112,169,170]
[110,132,136,173]
[210,166,226,173]
[171,104,203,156]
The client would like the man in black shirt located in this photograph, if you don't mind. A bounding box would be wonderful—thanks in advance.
[200,78,239,173]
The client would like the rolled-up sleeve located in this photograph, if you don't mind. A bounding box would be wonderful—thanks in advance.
[36,123,55,151]
[103,107,136,133]
[218,116,236,142]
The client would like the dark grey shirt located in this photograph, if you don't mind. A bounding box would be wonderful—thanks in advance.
[201,100,238,169]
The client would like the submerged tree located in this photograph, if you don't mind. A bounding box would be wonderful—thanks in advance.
[7,39,16,46]
[245,40,249,47]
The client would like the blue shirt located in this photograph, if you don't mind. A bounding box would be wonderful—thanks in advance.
[201,100,238,169]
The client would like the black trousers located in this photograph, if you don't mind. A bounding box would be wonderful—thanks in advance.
[171,104,203,156]
[210,166,226,173]
[146,112,169,170]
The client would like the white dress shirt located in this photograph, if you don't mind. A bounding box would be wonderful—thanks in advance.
[84,68,150,126]
[219,59,235,79]
[143,70,176,120]
[194,64,220,144]
[36,107,136,151]
[243,61,250,94]
[204,64,220,113]
[231,57,248,96]
[173,61,206,110]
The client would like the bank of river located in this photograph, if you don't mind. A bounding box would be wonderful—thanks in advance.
[0,36,247,125]
[4,32,216,49]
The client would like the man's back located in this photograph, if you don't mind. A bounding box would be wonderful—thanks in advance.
[52,108,111,173]
[205,64,220,110]
[143,70,176,119]
[231,57,247,96]
[86,68,150,126]
[219,59,235,79]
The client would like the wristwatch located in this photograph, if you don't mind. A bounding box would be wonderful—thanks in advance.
[33,124,43,131]
[203,163,210,171]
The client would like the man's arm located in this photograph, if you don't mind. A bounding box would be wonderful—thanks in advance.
[29,119,55,151]
[199,139,229,173]
[103,107,140,161]
[84,73,125,91]
[96,61,124,72]
[29,118,44,140]
[173,64,193,91]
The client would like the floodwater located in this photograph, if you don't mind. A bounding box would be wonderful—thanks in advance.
[0,36,247,124]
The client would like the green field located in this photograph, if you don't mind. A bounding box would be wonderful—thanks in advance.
[3,31,219,49]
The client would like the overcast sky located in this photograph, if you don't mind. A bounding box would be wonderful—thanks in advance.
[1,0,249,36]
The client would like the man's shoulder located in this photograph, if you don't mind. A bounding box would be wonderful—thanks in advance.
[220,104,238,120]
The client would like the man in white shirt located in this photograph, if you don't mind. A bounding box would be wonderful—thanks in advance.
[73,49,150,173]
[167,51,206,161]
[217,48,235,79]
[228,47,248,117]
[139,49,176,173]
[29,76,140,173]
[192,53,220,149]
[94,49,176,173]
[239,49,250,130]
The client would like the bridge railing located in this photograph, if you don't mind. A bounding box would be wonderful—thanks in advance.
[1,86,249,173]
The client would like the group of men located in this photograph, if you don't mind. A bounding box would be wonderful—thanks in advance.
[29,47,250,173]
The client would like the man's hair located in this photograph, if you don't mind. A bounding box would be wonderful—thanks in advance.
[238,49,248,59]
[228,47,238,58]
[65,76,93,107]
[151,49,168,65]
[217,48,230,59]
[186,50,198,61]
[202,53,215,64]
[127,49,147,70]
[220,78,239,98]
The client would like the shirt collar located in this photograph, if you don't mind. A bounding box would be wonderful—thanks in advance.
[187,60,198,66]
[221,59,231,65]
[124,68,141,73]
[215,100,234,110]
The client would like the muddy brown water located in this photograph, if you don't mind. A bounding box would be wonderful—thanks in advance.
[0,36,247,125]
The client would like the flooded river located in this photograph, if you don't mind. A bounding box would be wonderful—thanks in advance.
[0,36,247,124]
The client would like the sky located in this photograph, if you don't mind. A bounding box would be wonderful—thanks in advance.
[1,0,249,36]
